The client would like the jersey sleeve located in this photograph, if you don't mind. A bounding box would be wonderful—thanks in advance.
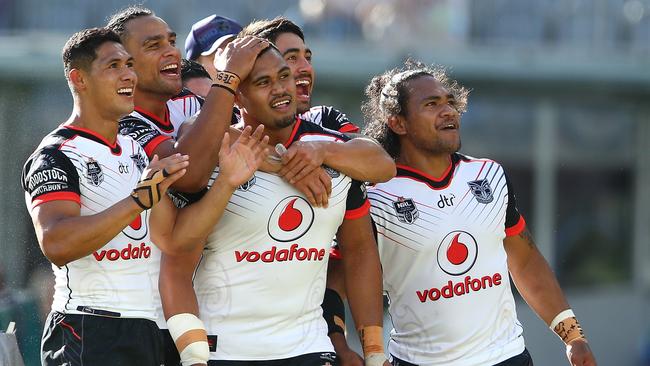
[344,180,370,219]
[322,106,360,133]
[119,116,171,158]
[22,148,80,209]
[504,171,526,237]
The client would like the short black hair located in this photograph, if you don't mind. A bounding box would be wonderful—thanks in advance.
[239,17,304,43]
[106,5,153,38]
[62,27,122,77]
[181,58,211,82]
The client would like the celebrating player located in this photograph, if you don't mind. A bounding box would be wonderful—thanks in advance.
[22,27,269,365]
[159,41,390,366]
[363,59,597,366]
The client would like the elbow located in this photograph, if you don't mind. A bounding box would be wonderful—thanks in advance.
[41,237,71,267]
[373,159,397,183]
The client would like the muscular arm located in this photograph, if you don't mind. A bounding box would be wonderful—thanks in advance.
[30,199,143,267]
[159,245,203,319]
[504,226,569,324]
[280,138,396,184]
[151,87,235,192]
[338,214,384,339]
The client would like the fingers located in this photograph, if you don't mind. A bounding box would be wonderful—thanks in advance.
[149,154,189,178]
[159,168,187,192]
[318,168,333,197]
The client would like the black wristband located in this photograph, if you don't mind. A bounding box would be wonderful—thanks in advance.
[322,288,345,335]
[212,83,236,96]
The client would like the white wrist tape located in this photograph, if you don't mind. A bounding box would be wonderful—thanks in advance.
[365,353,387,366]
[167,313,209,366]
[549,309,575,330]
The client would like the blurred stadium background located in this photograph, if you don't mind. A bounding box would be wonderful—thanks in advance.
[0,0,648,364]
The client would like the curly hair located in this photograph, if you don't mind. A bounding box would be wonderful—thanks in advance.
[362,59,469,159]
[106,5,153,38]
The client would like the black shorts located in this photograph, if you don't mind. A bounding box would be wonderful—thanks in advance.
[41,311,163,366]
[160,328,181,366]
[391,348,533,366]
[207,351,338,366]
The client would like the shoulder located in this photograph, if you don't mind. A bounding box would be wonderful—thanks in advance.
[290,118,350,144]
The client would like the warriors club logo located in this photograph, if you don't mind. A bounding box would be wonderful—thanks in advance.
[85,158,104,186]
[267,196,314,242]
[238,176,256,191]
[467,178,494,204]
[436,231,478,275]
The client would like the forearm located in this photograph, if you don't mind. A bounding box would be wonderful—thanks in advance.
[160,251,201,319]
[510,249,570,325]
[39,198,142,266]
[168,177,236,253]
[170,88,235,191]
[323,138,396,183]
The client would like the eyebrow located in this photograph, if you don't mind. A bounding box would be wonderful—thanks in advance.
[282,47,311,56]
[421,94,455,103]
[142,31,176,46]
[251,66,291,84]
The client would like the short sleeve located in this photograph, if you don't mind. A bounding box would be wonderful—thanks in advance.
[119,116,171,158]
[344,180,370,219]
[301,106,360,133]
[504,171,526,236]
[22,148,80,209]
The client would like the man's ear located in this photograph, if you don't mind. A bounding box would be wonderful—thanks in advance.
[69,69,86,92]
[387,115,407,135]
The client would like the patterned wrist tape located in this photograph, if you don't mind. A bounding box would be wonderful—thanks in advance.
[131,168,167,209]
[212,71,241,95]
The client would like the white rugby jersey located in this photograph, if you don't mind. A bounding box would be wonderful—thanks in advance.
[22,125,159,320]
[119,88,202,157]
[368,153,527,366]
[194,118,369,360]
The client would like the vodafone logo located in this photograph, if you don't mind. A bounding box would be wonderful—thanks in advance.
[436,231,478,275]
[122,210,148,241]
[267,196,314,242]
[93,243,151,261]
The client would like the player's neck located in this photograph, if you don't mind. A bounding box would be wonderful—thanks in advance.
[134,89,170,120]
[396,151,452,180]
[65,104,118,145]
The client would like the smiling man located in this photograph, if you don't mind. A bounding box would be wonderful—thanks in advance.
[363,59,597,366]
[159,42,390,366]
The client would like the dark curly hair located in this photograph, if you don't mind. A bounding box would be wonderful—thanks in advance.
[106,5,153,38]
[362,59,469,159]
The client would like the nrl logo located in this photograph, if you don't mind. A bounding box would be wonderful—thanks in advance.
[238,176,256,191]
[85,158,104,186]
[130,153,147,174]
[393,197,419,224]
[467,178,493,204]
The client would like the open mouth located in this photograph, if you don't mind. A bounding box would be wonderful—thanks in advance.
[160,63,179,77]
[117,87,134,97]
[439,122,458,131]
[295,77,311,101]
[270,96,292,111]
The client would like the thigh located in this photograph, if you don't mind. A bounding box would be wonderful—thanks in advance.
[42,312,83,366]
[494,348,533,366]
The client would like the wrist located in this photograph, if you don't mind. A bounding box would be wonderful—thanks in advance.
[213,175,239,192]
[358,325,386,365]
[212,70,241,95]
[550,309,586,344]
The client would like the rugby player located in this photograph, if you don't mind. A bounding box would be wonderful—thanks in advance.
[22,27,269,365]
[159,42,390,366]
[363,59,597,366]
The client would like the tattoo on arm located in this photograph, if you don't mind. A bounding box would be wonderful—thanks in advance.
[518,227,536,248]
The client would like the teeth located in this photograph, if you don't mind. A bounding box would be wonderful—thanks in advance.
[272,99,290,108]
[296,79,310,86]
[117,88,133,95]
[161,64,178,72]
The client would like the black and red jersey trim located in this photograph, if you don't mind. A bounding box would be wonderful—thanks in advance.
[396,153,467,190]
[133,106,174,134]
[283,117,350,147]
[63,125,122,155]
